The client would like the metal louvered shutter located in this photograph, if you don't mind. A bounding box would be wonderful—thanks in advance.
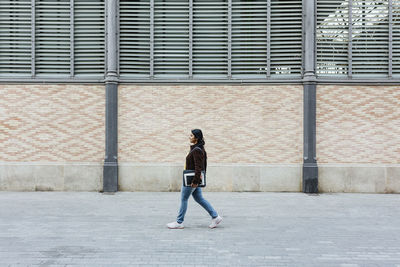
[232,0,267,79]
[35,0,70,77]
[317,0,349,77]
[154,0,189,78]
[392,0,399,77]
[74,0,105,77]
[352,0,388,78]
[119,0,304,81]
[317,0,391,78]
[0,0,31,77]
[270,0,302,78]
[119,0,150,78]
[193,0,227,78]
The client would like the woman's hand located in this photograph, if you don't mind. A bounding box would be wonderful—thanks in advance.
[191,183,198,188]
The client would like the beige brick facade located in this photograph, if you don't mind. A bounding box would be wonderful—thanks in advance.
[0,84,105,162]
[119,85,303,164]
[317,85,400,164]
[1,83,400,192]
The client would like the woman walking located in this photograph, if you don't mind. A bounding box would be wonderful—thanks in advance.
[167,129,222,229]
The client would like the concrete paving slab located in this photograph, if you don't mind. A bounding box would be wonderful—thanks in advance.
[0,192,399,266]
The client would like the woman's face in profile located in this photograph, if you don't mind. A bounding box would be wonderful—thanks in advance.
[189,133,197,144]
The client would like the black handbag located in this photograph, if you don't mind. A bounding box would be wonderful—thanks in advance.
[183,170,206,187]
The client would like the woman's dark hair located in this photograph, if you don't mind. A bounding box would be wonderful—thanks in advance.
[191,129,207,167]
[191,129,205,147]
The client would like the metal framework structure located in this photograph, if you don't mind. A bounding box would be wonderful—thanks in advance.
[1,0,399,83]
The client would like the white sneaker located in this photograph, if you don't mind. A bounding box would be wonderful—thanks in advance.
[167,221,184,229]
[209,216,222,229]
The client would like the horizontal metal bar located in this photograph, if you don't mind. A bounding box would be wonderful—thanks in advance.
[315,79,400,84]
[2,78,400,85]
[0,78,105,83]
[111,79,305,84]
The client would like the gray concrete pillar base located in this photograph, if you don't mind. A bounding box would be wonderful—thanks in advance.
[103,161,118,192]
[303,163,318,193]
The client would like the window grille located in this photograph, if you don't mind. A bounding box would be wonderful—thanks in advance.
[3,0,398,81]
[35,0,70,76]
[154,0,189,78]
[317,0,396,78]
[119,0,150,78]
[270,0,303,77]
[231,0,267,78]
[0,0,105,78]
[119,0,303,80]
[352,0,388,77]
[316,0,349,77]
[393,0,400,77]
[193,0,228,78]
[0,0,31,77]
[74,0,105,77]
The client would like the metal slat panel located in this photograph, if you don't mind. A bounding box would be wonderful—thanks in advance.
[231,0,267,78]
[317,0,392,78]
[392,0,400,77]
[317,0,346,76]
[120,0,150,78]
[232,0,302,78]
[35,0,70,76]
[154,0,189,78]
[0,0,31,76]
[193,0,227,77]
[74,0,105,77]
[352,0,388,77]
[270,0,302,77]
[119,0,303,80]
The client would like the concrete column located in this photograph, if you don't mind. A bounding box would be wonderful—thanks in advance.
[103,0,119,192]
[302,0,318,193]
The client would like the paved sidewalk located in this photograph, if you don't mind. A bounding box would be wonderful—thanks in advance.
[0,191,399,267]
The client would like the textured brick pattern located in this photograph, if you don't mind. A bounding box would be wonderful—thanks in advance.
[119,85,303,163]
[317,85,400,163]
[0,84,105,162]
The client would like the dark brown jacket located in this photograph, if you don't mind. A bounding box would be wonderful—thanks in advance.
[185,145,207,185]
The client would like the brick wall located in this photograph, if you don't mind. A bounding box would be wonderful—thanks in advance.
[3,84,397,165]
[0,84,105,162]
[119,85,303,164]
[317,85,400,164]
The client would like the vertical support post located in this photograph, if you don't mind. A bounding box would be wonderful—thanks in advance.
[116,0,120,77]
[31,0,35,77]
[103,0,119,192]
[189,0,193,79]
[267,0,271,78]
[106,0,118,81]
[389,0,393,78]
[348,0,352,78]
[303,0,315,80]
[303,84,318,193]
[228,0,232,79]
[70,0,74,78]
[150,0,154,79]
[302,0,318,193]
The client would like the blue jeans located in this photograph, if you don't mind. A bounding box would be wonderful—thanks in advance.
[177,186,218,224]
